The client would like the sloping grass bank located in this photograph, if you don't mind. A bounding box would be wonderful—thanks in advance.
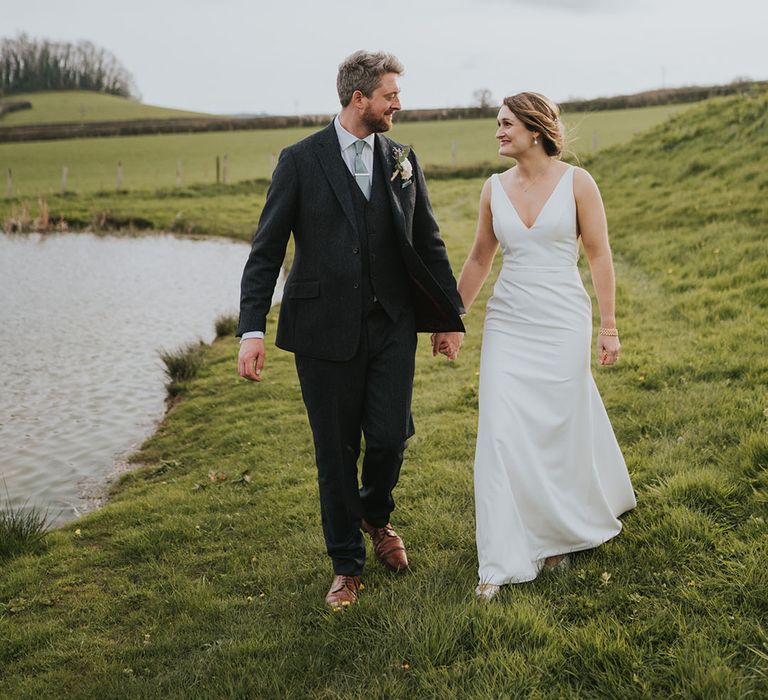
[1,93,767,698]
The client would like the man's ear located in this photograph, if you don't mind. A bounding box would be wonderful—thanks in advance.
[351,89,367,110]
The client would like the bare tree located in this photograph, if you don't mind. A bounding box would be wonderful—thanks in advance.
[472,88,494,109]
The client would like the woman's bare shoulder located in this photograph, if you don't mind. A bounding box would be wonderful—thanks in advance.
[571,165,601,196]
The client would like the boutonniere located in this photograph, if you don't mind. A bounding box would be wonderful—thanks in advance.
[390,146,413,188]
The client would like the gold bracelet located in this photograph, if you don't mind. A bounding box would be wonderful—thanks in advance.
[599,327,619,337]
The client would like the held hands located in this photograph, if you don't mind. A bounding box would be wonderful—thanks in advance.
[431,331,464,361]
[597,334,620,366]
[238,338,266,381]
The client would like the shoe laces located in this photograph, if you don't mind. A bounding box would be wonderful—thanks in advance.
[335,575,361,592]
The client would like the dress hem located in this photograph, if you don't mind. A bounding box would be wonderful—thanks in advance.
[477,526,626,587]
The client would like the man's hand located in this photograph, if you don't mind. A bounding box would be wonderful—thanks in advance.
[238,338,266,381]
[431,331,464,361]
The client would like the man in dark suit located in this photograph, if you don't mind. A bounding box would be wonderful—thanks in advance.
[237,50,464,608]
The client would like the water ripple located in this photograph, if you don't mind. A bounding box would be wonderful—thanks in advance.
[0,231,253,525]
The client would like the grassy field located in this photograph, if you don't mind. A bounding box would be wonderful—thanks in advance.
[1,91,767,697]
[0,91,215,125]
[0,103,694,198]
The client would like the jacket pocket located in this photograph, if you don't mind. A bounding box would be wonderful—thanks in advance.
[285,280,320,299]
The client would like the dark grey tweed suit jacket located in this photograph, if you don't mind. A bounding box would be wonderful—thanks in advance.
[237,122,465,362]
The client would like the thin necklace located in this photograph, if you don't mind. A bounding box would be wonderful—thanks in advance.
[516,164,551,192]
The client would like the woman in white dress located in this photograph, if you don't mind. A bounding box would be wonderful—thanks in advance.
[450,92,636,600]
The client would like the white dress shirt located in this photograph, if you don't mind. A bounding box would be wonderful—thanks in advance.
[241,116,375,342]
[333,115,375,186]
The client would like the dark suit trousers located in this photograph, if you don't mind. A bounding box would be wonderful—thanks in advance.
[294,304,417,575]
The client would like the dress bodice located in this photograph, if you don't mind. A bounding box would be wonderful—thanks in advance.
[490,166,578,268]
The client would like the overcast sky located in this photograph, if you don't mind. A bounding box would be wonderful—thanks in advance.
[4,0,766,115]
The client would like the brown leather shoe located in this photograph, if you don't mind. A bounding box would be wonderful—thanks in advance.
[325,575,363,609]
[362,520,409,572]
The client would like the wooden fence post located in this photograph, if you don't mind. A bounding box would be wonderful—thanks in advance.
[450,140,457,167]
[116,161,123,190]
[6,168,12,197]
[176,159,182,187]
[216,156,220,184]
[61,166,69,195]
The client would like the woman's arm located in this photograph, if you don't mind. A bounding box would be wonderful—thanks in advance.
[457,178,499,312]
[432,177,499,359]
[574,167,620,365]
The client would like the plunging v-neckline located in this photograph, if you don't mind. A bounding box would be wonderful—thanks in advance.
[497,166,571,231]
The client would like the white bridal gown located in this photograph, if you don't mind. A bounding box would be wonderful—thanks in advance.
[474,165,636,585]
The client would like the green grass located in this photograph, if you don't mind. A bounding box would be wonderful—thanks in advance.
[1,92,767,697]
[0,103,694,198]
[0,90,215,125]
[394,103,695,161]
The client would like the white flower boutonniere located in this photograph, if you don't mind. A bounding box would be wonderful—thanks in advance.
[391,146,413,188]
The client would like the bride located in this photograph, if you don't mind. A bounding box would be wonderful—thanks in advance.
[450,92,636,600]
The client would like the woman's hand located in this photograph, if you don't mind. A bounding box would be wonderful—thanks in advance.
[597,334,620,366]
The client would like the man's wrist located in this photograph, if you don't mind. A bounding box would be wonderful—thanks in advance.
[240,331,265,343]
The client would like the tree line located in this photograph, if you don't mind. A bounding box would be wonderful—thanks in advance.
[559,80,765,113]
[0,34,138,98]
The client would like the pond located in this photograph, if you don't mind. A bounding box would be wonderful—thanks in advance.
[0,231,271,526]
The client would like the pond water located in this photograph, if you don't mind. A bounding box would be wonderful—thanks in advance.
[0,231,270,526]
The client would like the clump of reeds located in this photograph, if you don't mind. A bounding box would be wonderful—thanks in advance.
[34,197,49,230]
[3,199,67,233]
[160,341,207,397]
[214,314,238,338]
[3,201,31,232]
[0,484,52,559]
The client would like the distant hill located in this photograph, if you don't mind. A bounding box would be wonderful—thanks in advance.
[0,91,215,126]
[1,80,765,144]
[560,79,768,113]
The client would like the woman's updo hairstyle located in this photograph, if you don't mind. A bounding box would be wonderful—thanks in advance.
[502,92,565,158]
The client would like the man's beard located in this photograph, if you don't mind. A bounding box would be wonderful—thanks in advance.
[361,106,393,133]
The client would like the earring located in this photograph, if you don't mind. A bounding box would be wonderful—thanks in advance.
[534,138,538,145]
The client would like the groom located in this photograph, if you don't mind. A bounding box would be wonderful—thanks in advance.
[237,50,464,608]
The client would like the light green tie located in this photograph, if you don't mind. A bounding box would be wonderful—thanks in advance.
[353,140,371,199]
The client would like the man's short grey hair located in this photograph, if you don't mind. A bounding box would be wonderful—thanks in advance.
[336,50,405,107]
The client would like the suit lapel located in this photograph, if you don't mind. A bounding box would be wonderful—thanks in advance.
[315,123,358,234]
[314,126,413,242]
[376,134,411,243]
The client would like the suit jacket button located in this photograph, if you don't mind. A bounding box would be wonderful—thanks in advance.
[353,283,359,289]
[353,247,359,254]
